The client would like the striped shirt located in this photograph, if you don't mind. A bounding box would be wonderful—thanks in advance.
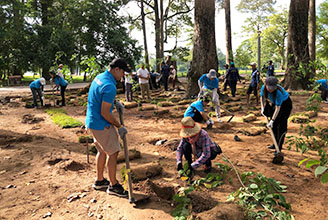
[176,129,216,169]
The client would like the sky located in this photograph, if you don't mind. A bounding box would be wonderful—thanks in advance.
[122,0,324,58]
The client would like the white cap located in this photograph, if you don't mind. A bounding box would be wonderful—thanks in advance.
[207,69,217,79]
[40,77,46,85]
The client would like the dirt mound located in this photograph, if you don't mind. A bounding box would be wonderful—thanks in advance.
[0,133,33,145]
[22,114,44,124]
[196,203,244,220]
[148,180,176,200]
[48,158,85,171]
[189,191,217,213]
[162,138,180,151]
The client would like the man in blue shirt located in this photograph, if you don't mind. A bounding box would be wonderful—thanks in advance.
[86,58,130,197]
[315,79,328,103]
[50,72,68,106]
[226,62,241,97]
[161,62,170,91]
[266,60,274,77]
[184,93,214,128]
[246,62,260,106]
[29,77,46,108]
[198,69,222,122]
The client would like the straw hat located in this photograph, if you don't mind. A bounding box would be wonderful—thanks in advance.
[180,117,201,138]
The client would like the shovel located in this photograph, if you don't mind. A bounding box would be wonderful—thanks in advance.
[265,117,284,164]
[220,105,234,123]
[118,109,150,205]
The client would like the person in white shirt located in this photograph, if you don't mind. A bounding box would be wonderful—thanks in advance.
[137,64,151,101]
[124,70,133,102]
[57,64,64,79]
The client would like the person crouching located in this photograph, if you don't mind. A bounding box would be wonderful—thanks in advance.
[176,117,222,176]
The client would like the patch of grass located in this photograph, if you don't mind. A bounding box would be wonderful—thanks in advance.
[45,108,83,128]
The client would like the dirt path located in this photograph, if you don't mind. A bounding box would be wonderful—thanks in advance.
[0,82,328,220]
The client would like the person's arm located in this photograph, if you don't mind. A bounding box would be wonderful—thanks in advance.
[260,96,265,115]
[101,101,121,128]
[198,79,203,91]
[176,139,185,165]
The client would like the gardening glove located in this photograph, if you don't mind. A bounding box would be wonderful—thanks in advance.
[115,101,124,114]
[177,163,183,171]
[267,119,274,128]
[199,89,204,97]
[118,126,128,139]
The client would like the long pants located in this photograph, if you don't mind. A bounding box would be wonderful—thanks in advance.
[140,83,150,100]
[223,80,230,91]
[172,77,177,89]
[125,83,133,102]
[319,85,327,101]
[207,89,221,118]
[229,80,237,97]
[31,87,43,107]
[60,85,67,106]
[272,97,292,151]
[180,141,218,168]
[162,74,169,91]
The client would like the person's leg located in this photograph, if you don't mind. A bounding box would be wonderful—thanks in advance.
[223,80,227,91]
[125,84,129,101]
[275,98,293,151]
[163,75,168,91]
[212,92,222,122]
[61,85,66,106]
[246,86,252,106]
[231,81,237,97]
[140,83,145,99]
[107,151,119,186]
[95,143,107,181]
[31,88,38,107]
[127,83,133,101]
[254,86,259,105]
[181,141,193,169]
[146,83,150,100]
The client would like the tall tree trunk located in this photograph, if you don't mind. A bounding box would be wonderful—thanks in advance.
[12,0,24,76]
[40,0,52,80]
[284,0,310,90]
[186,0,218,97]
[224,0,233,64]
[159,0,164,59]
[309,0,316,61]
[140,0,149,70]
[154,0,161,72]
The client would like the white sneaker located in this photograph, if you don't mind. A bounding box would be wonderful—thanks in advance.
[323,100,328,104]
[217,118,223,123]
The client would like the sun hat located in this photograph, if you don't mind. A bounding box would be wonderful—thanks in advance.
[249,62,256,66]
[40,77,46,85]
[180,117,201,138]
[110,58,131,72]
[265,76,278,91]
[59,64,63,68]
[170,65,174,69]
[207,69,217,79]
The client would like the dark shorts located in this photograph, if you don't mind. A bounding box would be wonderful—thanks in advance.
[247,85,258,95]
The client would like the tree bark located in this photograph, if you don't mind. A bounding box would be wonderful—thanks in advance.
[309,0,316,61]
[154,0,161,72]
[141,0,150,70]
[284,0,310,90]
[224,0,233,64]
[159,0,164,59]
[186,0,218,97]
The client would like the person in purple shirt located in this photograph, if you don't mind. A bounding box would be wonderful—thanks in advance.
[176,117,222,175]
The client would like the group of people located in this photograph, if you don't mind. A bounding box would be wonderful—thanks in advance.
[82,57,328,198]
[123,62,177,102]
[29,64,68,108]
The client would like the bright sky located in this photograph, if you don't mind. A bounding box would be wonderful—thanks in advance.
[123,0,324,58]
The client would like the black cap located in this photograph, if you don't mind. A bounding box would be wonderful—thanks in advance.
[110,58,130,72]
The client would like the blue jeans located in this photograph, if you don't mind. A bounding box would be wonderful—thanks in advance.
[31,87,43,107]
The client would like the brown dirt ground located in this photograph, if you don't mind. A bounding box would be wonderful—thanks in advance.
[0,81,328,220]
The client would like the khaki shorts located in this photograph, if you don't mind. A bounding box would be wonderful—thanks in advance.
[89,126,121,155]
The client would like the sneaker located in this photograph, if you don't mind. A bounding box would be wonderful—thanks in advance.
[323,100,328,104]
[106,183,128,198]
[267,145,275,150]
[92,178,109,190]
[217,117,223,123]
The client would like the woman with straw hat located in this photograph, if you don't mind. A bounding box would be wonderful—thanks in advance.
[176,117,222,175]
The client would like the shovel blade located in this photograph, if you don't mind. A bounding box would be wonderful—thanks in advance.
[272,152,284,164]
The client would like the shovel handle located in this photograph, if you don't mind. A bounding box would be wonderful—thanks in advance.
[118,110,135,203]
[265,117,280,153]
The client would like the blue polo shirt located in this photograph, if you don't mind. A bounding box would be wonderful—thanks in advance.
[86,70,117,130]
[250,69,260,87]
[30,79,42,89]
[316,79,328,89]
[266,65,274,77]
[199,74,219,90]
[54,77,68,87]
[184,100,204,118]
[260,85,289,106]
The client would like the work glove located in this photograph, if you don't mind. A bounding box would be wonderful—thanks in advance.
[199,90,204,97]
[177,163,183,171]
[115,101,124,114]
[118,126,128,139]
[267,119,274,128]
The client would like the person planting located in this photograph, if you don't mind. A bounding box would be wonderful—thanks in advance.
[198,69,222,122]
[315,79,328,103]
[260,76,293,153]
[176,117,222,175]
[29,77,46,108]
[50,72,68,106]
[184,93,214,129]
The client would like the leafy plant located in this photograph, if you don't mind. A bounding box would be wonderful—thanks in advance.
[45,108,83,128]
[120,165,131,191]
[227,172,294,220]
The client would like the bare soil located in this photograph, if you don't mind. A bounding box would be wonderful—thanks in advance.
[0,82,328,220]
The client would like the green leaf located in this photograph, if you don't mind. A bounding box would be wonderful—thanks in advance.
[305,160,321,168]
[250,183,258,189]
[298,158,310,166]
[321,172,328,184]
[315,166,328,177]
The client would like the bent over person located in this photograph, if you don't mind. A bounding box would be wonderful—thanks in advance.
[86,58,129,197]
[176,117,222,175]
[260,76,293,153]
[198,69,222,122]
[29,77,46,108]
